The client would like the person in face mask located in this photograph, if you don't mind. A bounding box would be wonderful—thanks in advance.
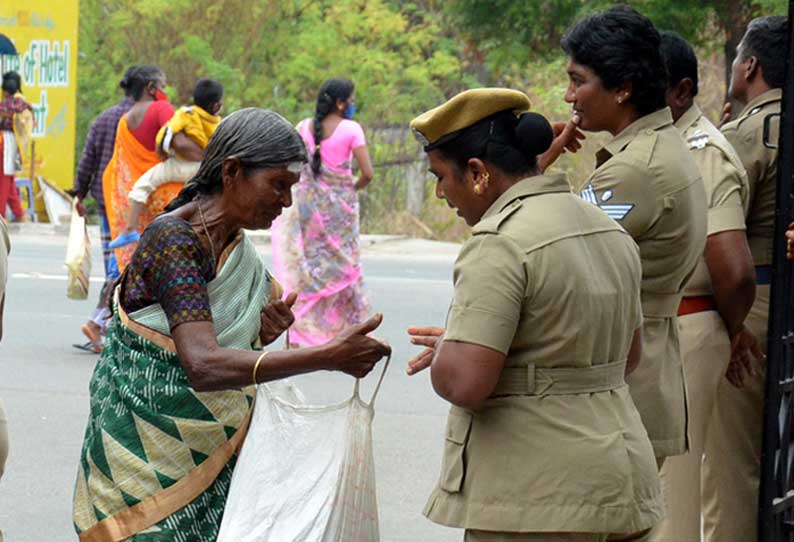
[270,77,374,347]
[101,65,176,271]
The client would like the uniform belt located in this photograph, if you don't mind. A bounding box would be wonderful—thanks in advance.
[640,291,681,318]
[756,265,772,285]
[491,360,627,397]
[678,295,716,316]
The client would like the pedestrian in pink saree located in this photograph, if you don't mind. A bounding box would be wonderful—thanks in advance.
[271,78,375,346]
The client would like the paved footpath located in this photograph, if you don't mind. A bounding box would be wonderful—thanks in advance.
[0,224,465,542]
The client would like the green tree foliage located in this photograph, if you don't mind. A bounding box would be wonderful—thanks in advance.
[446,0,787,76]
[76,0,468,153]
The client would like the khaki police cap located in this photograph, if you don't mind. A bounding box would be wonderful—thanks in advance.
[410,88,531,150]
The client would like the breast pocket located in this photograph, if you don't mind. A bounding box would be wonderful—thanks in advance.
[439,408,473,493]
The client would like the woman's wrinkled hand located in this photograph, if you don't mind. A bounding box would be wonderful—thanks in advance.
[259,292,297,345]
[726,324,765,388]
[406,326,445,376]
[326,313,391,378]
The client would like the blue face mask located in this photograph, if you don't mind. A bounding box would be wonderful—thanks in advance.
[343,102,356,119]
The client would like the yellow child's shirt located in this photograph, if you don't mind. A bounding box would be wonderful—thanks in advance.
[155,105,221,159]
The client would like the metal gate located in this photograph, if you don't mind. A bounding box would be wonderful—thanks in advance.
[758,2,794,540]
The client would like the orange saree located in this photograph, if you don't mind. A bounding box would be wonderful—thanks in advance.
[102,115,182,270]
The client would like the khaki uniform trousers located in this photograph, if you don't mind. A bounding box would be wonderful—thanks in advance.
[464,530,652,542]
[703,285,768,542]
[651,311,731,542]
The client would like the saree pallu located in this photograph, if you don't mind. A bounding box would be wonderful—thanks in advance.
[271,164,370,346]
[102,115,182,271]
[74,234,273,542]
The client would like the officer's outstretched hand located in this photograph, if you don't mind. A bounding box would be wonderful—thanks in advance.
[719,102,733,127]
[538,115,584,173]
[786,222,794,260]
[406,326,445,375]
[727,325,765,388]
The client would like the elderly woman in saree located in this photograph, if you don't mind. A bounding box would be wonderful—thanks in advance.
[72,108,390,542]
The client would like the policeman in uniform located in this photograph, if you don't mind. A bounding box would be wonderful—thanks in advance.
[702,16,785,542]
[652,31,756,542]
[406,88,663,542]
[558,6,707,465]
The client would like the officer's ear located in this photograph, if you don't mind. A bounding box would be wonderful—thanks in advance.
[614,81,633,106]
[466,158,489,186]
[671,78,694,105]
[744,55,760,83]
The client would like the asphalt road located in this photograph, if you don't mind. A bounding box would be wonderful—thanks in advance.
[0,230,464,542]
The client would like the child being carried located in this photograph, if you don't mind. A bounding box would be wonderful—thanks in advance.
[109,78,224,248]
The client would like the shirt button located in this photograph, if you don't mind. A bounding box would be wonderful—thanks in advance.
[646,129,654,135]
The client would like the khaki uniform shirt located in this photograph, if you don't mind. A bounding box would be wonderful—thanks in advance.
[570,108,707,457]
[424,174,664,534]
[721,89,782,266]
[676,104,749,297]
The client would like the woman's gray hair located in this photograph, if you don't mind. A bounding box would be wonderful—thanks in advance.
[165,107,307,211]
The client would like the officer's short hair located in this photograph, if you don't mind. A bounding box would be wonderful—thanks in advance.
[741,16,787,89]
[193,79,224,112]
[660,31,699,97]
[561,5,667,116]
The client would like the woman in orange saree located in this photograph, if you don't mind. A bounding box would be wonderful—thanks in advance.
[103,65,181,270]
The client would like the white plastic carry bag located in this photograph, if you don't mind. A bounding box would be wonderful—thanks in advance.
[65,199,91,300]
[217,358,389,542]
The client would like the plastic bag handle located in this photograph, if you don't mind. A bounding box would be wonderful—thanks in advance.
[354,353,391,407]
[285,330,390,407]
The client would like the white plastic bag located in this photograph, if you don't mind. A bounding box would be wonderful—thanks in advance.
[218,360,389,542]
[65,200,91,300]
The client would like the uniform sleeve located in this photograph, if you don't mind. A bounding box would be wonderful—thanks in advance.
[696,145,747,235]
[723,123,766,208]
[585,160,659,239]
[348,120,366,150]
[443,233,526,355]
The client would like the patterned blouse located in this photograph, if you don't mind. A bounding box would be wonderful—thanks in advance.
[120,215,216,329]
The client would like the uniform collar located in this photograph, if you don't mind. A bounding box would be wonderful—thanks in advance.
[597,108,674,166]
[674,103,702,134]
[738,88,782,117]
[481,174,570,220]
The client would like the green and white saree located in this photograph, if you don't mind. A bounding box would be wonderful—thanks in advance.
[74,233,275,542]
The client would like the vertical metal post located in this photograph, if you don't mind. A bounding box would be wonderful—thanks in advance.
[759,2,794,540]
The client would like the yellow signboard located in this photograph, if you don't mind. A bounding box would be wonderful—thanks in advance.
[0,0,78,193]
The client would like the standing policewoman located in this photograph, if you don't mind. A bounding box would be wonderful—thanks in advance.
[552,6,707,464]
[406,88,663,542]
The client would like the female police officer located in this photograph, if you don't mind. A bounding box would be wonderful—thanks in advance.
[552,6,707,466]
[406,88,663,542]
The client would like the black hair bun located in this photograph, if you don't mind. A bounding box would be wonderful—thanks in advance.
[516,112,553,157]
[119,78,130,90]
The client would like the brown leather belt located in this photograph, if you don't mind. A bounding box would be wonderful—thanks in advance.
[677,295,716,317]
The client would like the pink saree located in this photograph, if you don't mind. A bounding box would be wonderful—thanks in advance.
[270,162,370,346]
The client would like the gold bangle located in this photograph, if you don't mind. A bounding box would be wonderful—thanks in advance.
[252,351,269,385]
